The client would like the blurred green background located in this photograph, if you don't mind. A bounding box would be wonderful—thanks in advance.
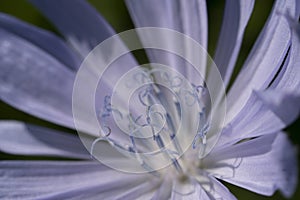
[0,0,299,199]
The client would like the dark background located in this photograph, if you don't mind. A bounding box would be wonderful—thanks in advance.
[0,0,299,199]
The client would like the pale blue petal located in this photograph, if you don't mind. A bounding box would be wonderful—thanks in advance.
[214,0,254,87]
[226,0,297,124]
[0,120,89,159]
[0,28,75,129]
[28,0,138,73]
[0,161,149,200]
[28,0,114,55]
[0,27,113,136]
[216,91,287,147]
[28,0,140,117]
[208,133,276,162]
[0,13,80,70]
[206,132,297,197]
[126,0,208,48]
[126,0,208,79]
[114,181,157,200]
[254,89,300,125]
[297,0,300,15]
[270,20,300,92]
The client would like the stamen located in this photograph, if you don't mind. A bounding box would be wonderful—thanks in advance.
[172,158,182,172]
[138,89,151,107]
[166,113,183,154]
[93,68,209,177]
[154,134,165,149]
[174,101,181,118]
[161,71,183,89]
[191,109,210,158]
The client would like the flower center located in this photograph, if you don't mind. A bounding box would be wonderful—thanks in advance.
[91,67,209,177]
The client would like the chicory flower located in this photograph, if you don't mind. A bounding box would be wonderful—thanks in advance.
[0,0,299,199]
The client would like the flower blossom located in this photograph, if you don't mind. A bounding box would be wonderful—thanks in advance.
[0,0,300,199]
